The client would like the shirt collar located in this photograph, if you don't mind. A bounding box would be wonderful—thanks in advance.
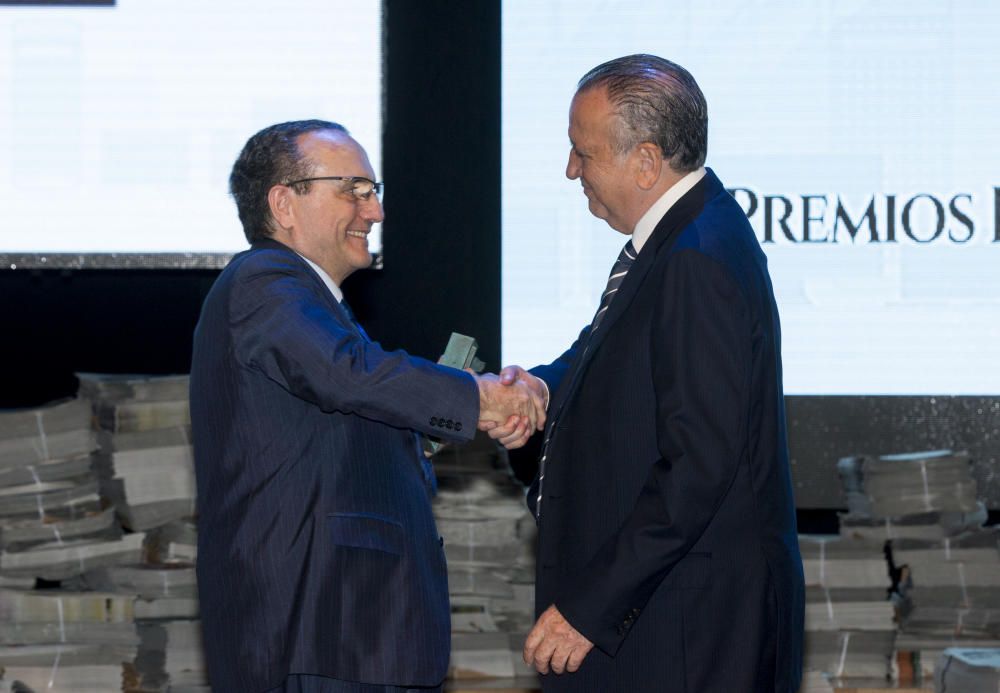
[296,253,344,302]
[631,167,706,253]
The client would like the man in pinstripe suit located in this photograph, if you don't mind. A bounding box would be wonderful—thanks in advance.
[190,120,545,693]
[485,56,805,692]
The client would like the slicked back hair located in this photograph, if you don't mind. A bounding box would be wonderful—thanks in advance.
[577,54,707,173]
[229,119,348,243]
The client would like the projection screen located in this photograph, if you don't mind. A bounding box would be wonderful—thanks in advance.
[0,0,382,269]
[502,0,1000,395]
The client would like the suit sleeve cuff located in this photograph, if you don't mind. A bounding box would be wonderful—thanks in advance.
[554,593,632,658]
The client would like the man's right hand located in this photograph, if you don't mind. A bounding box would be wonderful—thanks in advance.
[475,368,546,444]
[477,365,548,449]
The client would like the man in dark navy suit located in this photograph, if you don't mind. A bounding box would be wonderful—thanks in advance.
[190,120,545,693]
[484,56,805,692]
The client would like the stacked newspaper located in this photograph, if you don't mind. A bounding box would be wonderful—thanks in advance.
[129,620,209,692]
[77,373,190,433]
[838,449,1000,682]
[0,398,97,468]
[77,521,202,688]
[799,534,896,679]
[432,438,537,682]
[0,399,141,584]
[0,587,139,646]
[933,647,1000,692]
[126,520,201,621]
[74,374,205,691]
[0,531,144,583]
[840,505,989,544]
[893,527,1000,679]
[0,587,139,691]
[77,373,195,532]
[145,519,198,565]
[837,450,980,517]
[0,643,136,692]
[0,397,151,690]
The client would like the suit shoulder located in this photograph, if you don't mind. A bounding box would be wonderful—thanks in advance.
[212,246,325,302]
[662,203,770,306]
[204,246,325,322]
[671,190,762,266]
[225,245,308,281]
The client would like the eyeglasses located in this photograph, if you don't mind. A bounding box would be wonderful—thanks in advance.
[284,176,383,201]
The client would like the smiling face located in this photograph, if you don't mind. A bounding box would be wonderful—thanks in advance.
[566,87,639,235]
[270,129,383,284]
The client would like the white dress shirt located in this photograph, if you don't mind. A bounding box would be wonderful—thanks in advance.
[631,167,706,253]
[297,253,344,303]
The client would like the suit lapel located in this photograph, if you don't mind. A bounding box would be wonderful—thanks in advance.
[547,171,717,420]
[251,238,363,339]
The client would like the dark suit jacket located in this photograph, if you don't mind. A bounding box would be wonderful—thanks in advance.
[190,240,478,691]
[529,170,805,692]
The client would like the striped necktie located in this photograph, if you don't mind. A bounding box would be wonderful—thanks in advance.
[590,239,637,332]
[534,238,637,519]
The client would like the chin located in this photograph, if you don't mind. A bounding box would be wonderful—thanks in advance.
[587,200,608,220]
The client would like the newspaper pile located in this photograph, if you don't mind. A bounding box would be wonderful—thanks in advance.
[71,526,206,691]
[838,450,986,544]
[893,524,1000,678]
[799,534,896,680]
[432,437,538,683]
[128,620,209,693]
[838,450,1000,679]
[0,587,139,646]
[838,449,1000,682]
[78,373,195,532]
[76,373,207,691]
[0,397,144,691]
[838,450,980,520]
[0,586,140,691]
[0,377,208,692]
[0,399,138,585]
[0,643,137,692]
[934,647,1000,692]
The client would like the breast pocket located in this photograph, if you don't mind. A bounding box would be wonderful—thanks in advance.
[327,512,405,556]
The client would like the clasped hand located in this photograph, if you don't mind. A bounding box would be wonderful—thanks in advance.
[475,365,547,449]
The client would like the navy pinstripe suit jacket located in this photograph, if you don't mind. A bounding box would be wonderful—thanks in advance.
[528,170,805,692]
[190,240,478,691]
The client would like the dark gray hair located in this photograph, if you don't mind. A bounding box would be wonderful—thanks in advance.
[577,54,707,172]
[229,119,348,243]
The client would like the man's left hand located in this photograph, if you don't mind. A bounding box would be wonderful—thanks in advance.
[523,604,594,675]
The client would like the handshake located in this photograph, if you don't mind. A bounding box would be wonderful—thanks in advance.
[474,366,548,450]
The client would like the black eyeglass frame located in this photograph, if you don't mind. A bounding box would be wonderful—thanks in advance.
[283,176,384,200]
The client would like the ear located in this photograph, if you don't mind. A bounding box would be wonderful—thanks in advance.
[634,142,663,190]
[267,184,296,231]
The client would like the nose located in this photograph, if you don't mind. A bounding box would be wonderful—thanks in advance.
[566,150,581,180]
[361,194,385,223]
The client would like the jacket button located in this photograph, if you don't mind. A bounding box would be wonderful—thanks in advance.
[439,537,444,546]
